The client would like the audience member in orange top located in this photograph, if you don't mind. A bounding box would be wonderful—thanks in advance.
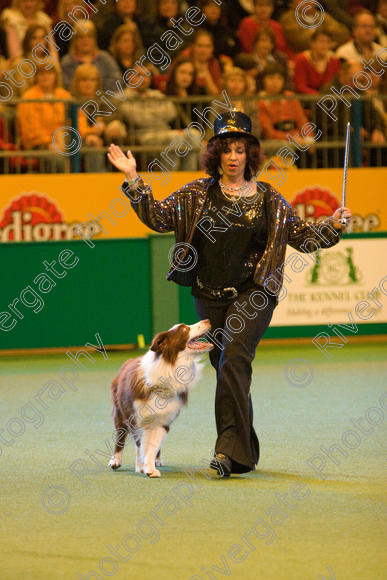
[182,29,221,95]
[237,0,292,57]
[18,65,71,150]
[17,65,70,171]
[1,0,52,59]
[258,63,310,143]
[108,24,143,76]
[294,28,340,94]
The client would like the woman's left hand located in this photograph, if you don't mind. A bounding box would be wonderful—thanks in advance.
[332,206,352,228]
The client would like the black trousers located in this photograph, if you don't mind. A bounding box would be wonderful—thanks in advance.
[193,286,276,473]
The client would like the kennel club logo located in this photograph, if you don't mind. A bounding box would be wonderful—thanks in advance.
[0,193,83,242]
[307,247,364,286]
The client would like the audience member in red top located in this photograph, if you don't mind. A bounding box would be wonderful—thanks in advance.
[237,0,291,57]
[182,29,221,95]
[294,28,340,94]
[258,63,310,142]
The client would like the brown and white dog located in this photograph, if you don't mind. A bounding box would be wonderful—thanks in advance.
[108,320,213,477]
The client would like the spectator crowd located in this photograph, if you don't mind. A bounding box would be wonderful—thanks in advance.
[0,0,386,171]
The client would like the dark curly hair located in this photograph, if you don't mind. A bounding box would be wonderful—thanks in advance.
[201,135,262,181]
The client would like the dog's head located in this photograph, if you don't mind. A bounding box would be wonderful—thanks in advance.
[150,319,213,364]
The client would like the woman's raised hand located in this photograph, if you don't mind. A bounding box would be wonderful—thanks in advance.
[107,144,137,180]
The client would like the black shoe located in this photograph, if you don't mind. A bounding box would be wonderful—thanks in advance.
[209,453,231,477]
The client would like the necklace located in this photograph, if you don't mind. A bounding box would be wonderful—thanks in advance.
[220,178,247,191]
[219,179,253,201]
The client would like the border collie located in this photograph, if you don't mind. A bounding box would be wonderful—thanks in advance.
[108,320,213,477]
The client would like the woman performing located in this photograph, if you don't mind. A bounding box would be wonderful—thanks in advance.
[107,112,352,477]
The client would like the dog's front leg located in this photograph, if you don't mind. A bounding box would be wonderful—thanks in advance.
[140,426,168,478]
[135,441,144,473]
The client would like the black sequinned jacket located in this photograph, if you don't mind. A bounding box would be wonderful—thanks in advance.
[122,177,342,303]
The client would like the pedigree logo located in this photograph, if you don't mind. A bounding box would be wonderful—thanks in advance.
[0,193,82,242]
[291,185,381,231]
[291,186,339,222]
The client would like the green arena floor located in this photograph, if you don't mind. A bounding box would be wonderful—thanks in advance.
[0,341,386,580]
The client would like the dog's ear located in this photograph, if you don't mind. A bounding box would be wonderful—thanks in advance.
[150,332,168,353]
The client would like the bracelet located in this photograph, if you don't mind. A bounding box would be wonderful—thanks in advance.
[126,176,139,187]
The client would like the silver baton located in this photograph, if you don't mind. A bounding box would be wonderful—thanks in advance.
[341,122,351,225]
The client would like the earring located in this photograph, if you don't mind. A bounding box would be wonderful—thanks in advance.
[218,166,224,176]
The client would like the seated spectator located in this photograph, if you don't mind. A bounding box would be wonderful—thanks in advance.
[141,0,184,54]
[233,53,260,94]
[97,0,144,53]
[0,24,8,58]
[281,0,350,54]
[17,65,70,171]
[375,0,387,46]
[119,61,198,170]
[0,33,8,71]
[317,59,386,166]
[60,21,121,93]
[336,10,386,65]
[181,29,221,95]
[225,0,253,28]
[196,0,239,59]
[238,0,291,57]
[164,57,200,168]
[320,0,354,30]
[252,27,290,90]
[165,56,195,99]
[258,63,310,142]
[1,0,52,59]
[9,24,61,97]
[109,24,142,76]
[71,64,107,172]
[222,67,261,139]
[294,28,340,94]
[55,0,81,58]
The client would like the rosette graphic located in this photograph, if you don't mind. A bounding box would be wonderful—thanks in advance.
[292,186,339,221]
[0,193,65,241]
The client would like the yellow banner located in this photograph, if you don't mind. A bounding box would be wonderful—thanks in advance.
[0,167,385,243]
